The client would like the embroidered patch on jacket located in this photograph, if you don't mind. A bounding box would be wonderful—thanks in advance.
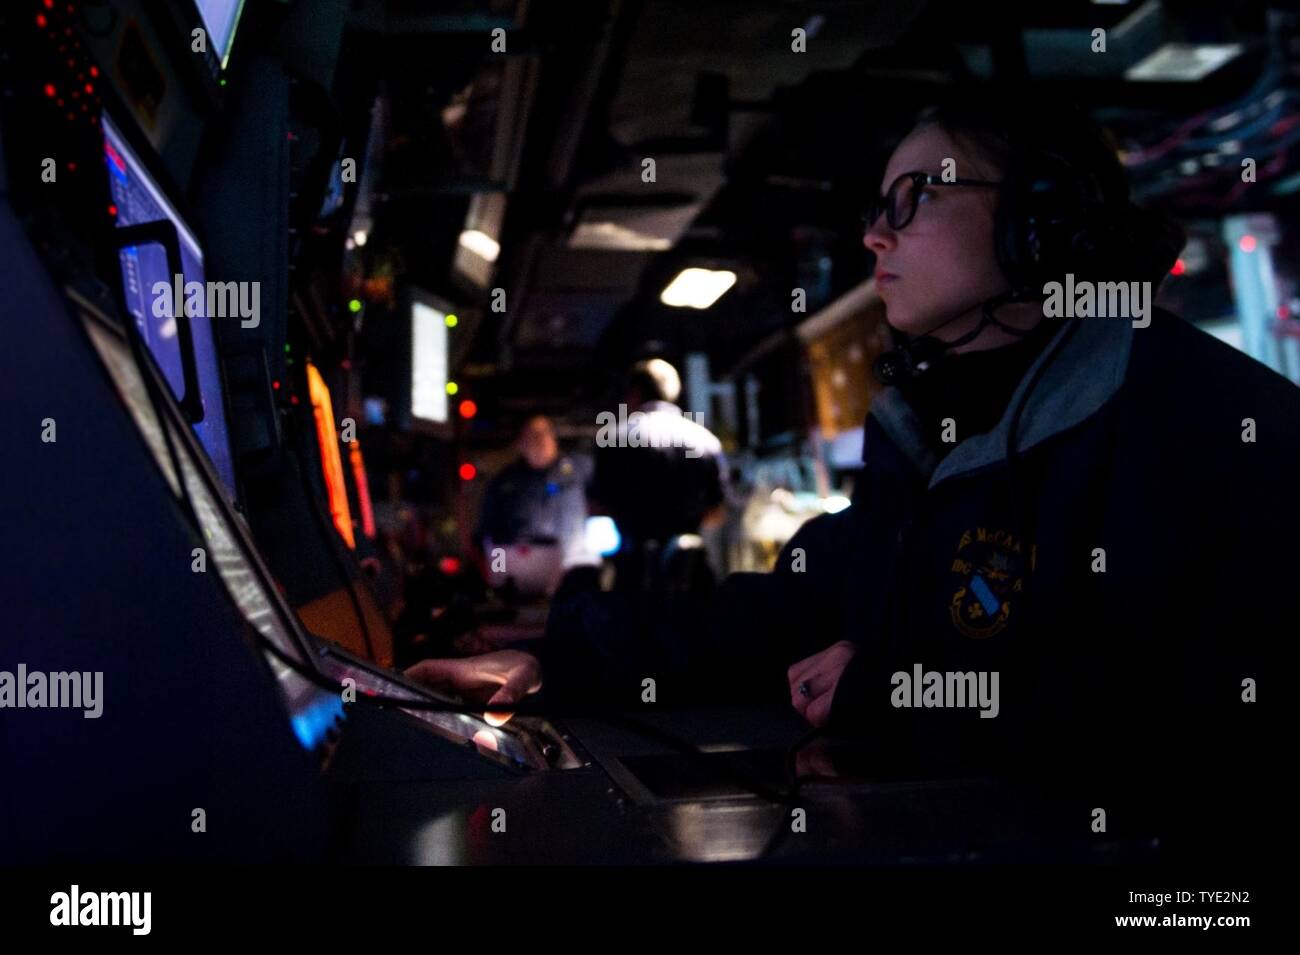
[947,526,1033,639]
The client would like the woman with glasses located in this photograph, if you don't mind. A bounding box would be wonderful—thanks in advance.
[758,93,1295,850]
[409,92,1294,850]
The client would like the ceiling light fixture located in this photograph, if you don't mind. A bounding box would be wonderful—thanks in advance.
[660,267,737,309]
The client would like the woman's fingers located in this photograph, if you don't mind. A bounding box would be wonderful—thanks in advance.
[789,642,857,723]
[405,652,544,725]
[787,648,835,704]
[804,687,836,728]
[483,656,542,726]
[790,666,833,715]
[403,658,467,692]
[786,652,823,689]
[488,654,541,699]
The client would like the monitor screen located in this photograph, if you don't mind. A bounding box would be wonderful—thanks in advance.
[194,0,246,68]
[410,299,449,425]
[103,114,239,501]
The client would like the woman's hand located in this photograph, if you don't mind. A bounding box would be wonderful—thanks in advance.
[787,640,857,728]
[405,650,542,726]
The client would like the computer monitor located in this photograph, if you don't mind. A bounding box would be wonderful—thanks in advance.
[410,294,450,430]
[194,0,247,70]
[102,113,239,501]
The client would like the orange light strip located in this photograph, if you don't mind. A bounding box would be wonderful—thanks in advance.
[348,438,377,540]
[306,361,356,549]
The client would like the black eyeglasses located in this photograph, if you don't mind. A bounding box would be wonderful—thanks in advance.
[862,171,1000,232]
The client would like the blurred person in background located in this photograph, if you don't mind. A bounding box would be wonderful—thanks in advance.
[475,415,593,597]
[588,358,728,592]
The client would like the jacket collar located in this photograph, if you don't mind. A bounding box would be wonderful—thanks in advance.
[867,316,1133,488]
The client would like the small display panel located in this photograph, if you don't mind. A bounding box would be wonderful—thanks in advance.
[411,300,449,425]
[195,0,246,68]
[103,114,239,500]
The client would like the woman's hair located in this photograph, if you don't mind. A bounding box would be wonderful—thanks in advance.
[916,91,1133,204]
[912,88,1185,285]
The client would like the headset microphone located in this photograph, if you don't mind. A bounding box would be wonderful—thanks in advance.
[872,290,1031,386]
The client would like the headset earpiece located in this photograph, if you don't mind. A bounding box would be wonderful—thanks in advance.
[995,151,1107,293]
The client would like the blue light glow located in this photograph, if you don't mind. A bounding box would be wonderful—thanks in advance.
[291,693,346,750]
[585,515,621,557]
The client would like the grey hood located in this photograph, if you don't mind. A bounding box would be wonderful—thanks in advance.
[868,316,1134,488]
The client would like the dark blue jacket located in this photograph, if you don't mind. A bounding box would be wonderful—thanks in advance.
[722,311,1295,809]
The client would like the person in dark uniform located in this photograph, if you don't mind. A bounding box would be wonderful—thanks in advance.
[474,415,592,589]
[588,358,728,590]
[411,90,1293,858]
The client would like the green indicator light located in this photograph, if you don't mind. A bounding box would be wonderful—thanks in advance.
[348,299,363,313]
[445,313,458,328]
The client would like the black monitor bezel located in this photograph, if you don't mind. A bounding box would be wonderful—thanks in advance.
[99,102,243,506]
[144,0,247,106]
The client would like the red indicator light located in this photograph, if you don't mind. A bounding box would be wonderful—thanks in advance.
[458,399,477,419]
[438,556,462,576]
[67,161,76,171]
[44,1,55,10]
[272,380,281,390]
[36,14,48,28]
[43,83,56,98]
[1170,258,1186,276]
[89,65,99,78]
[107,204,117,216]
[290,395,300,405]
[458,463,477,481]
[1239,235,1257,253]
[84,83,93,95]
